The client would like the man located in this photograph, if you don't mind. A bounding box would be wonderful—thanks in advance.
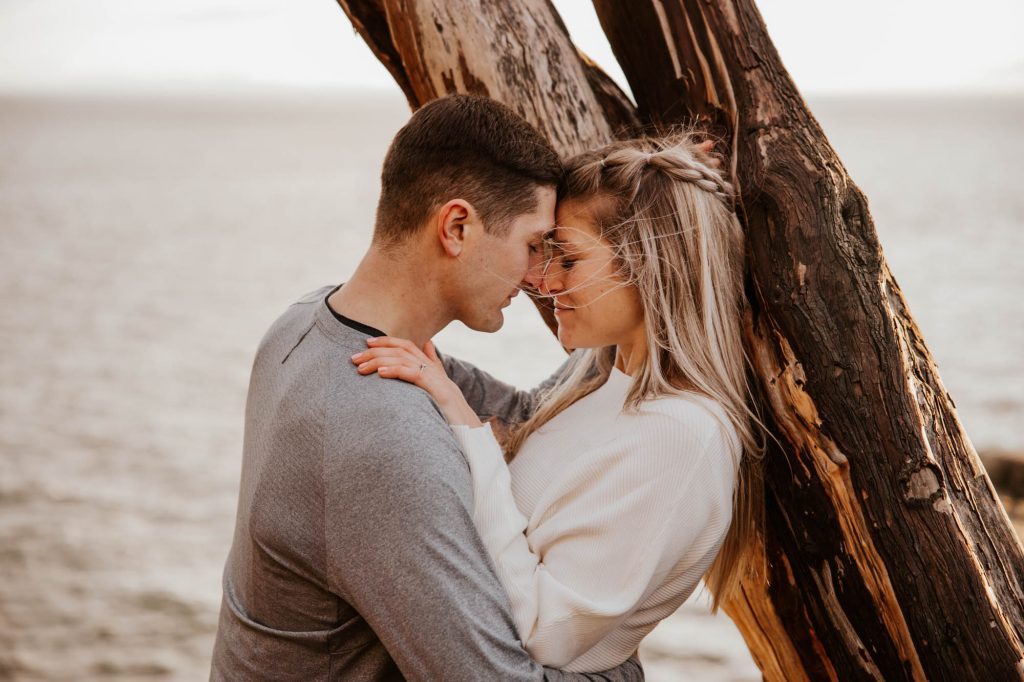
[210,95,644,680]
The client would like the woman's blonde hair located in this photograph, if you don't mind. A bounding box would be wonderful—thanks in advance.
[507,132,766,612]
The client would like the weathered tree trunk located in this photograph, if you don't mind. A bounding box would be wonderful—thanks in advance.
[335,1,1024,679]
[589,3,1024,680]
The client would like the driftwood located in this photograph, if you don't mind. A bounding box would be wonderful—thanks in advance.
[335,1,1024,679]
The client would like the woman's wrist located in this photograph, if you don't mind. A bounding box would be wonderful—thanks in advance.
[438,381,483,427]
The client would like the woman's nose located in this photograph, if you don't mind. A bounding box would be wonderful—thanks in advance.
[539,267,562,296]
[521,260,545,291]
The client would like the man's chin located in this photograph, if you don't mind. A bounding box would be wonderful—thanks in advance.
[463,311,505,334]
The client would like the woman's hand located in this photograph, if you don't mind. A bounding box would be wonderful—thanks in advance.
[351,337,483,427]
[696,138,723,168]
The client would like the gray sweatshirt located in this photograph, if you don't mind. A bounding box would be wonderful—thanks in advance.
[210,285,643,681]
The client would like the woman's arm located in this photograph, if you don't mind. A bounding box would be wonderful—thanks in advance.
[350,337,725,668]
[450,407,736,669]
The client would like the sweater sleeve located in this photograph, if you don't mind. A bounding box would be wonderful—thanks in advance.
[438,350,572,424]
[450,409,735,669]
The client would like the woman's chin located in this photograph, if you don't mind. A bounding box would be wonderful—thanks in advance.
[558,322,605,351]
[557,329,592,351]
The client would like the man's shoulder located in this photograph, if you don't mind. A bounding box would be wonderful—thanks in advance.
[272,284,336,327]
[323,375,474,509]
[327,373,459,453]
[271,284,338,334]
[292,284,337,306]
[253,285,336,361]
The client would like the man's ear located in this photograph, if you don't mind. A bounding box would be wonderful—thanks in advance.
[436,199,475,257]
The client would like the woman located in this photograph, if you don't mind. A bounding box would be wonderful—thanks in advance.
[351,133,764,671]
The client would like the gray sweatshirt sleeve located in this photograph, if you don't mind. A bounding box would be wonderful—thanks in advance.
[545,657,644,681]
[439,351,573,424]
[323,381,642,682]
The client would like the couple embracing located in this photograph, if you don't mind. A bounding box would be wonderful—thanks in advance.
[211,94,763,681]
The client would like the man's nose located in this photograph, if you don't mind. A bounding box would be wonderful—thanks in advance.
[522,253,547,290]
[521,265,542,291]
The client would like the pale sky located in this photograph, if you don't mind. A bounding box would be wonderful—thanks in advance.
[0,0,1021,95]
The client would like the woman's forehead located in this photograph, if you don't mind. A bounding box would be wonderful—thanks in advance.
[554,195,609,241]
[550,224,595,244]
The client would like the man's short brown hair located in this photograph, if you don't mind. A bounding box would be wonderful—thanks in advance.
[374,95,562,245]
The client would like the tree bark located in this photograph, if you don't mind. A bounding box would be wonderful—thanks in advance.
[590,2,1024,679]
[335,1,1024,679]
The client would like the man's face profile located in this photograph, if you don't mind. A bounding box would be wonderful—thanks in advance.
[458,185,557,333]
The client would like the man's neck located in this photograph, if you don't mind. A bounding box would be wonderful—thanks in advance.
[327,245,452,347]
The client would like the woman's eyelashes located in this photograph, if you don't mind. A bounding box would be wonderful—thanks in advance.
[542,252,576,273]
[543,241,578,270]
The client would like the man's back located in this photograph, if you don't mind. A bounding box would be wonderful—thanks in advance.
[211,286,644,682]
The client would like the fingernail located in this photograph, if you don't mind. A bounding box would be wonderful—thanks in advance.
[366,337,378,343]
[351,353,363,360]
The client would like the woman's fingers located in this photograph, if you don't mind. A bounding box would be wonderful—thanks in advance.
[354,354,411,374]
[696,139,723,168]
[354,354,429,382]
[351,346,418,367]
[366,336,429,362]
[422,340,441,364]
[376,363,427,385]
[352,337,444,386]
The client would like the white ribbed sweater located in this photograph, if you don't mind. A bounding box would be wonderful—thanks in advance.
[451,366,739,672]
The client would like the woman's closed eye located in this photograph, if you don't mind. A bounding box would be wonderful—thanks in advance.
[542,239,579,271]
[542,251,576,274]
